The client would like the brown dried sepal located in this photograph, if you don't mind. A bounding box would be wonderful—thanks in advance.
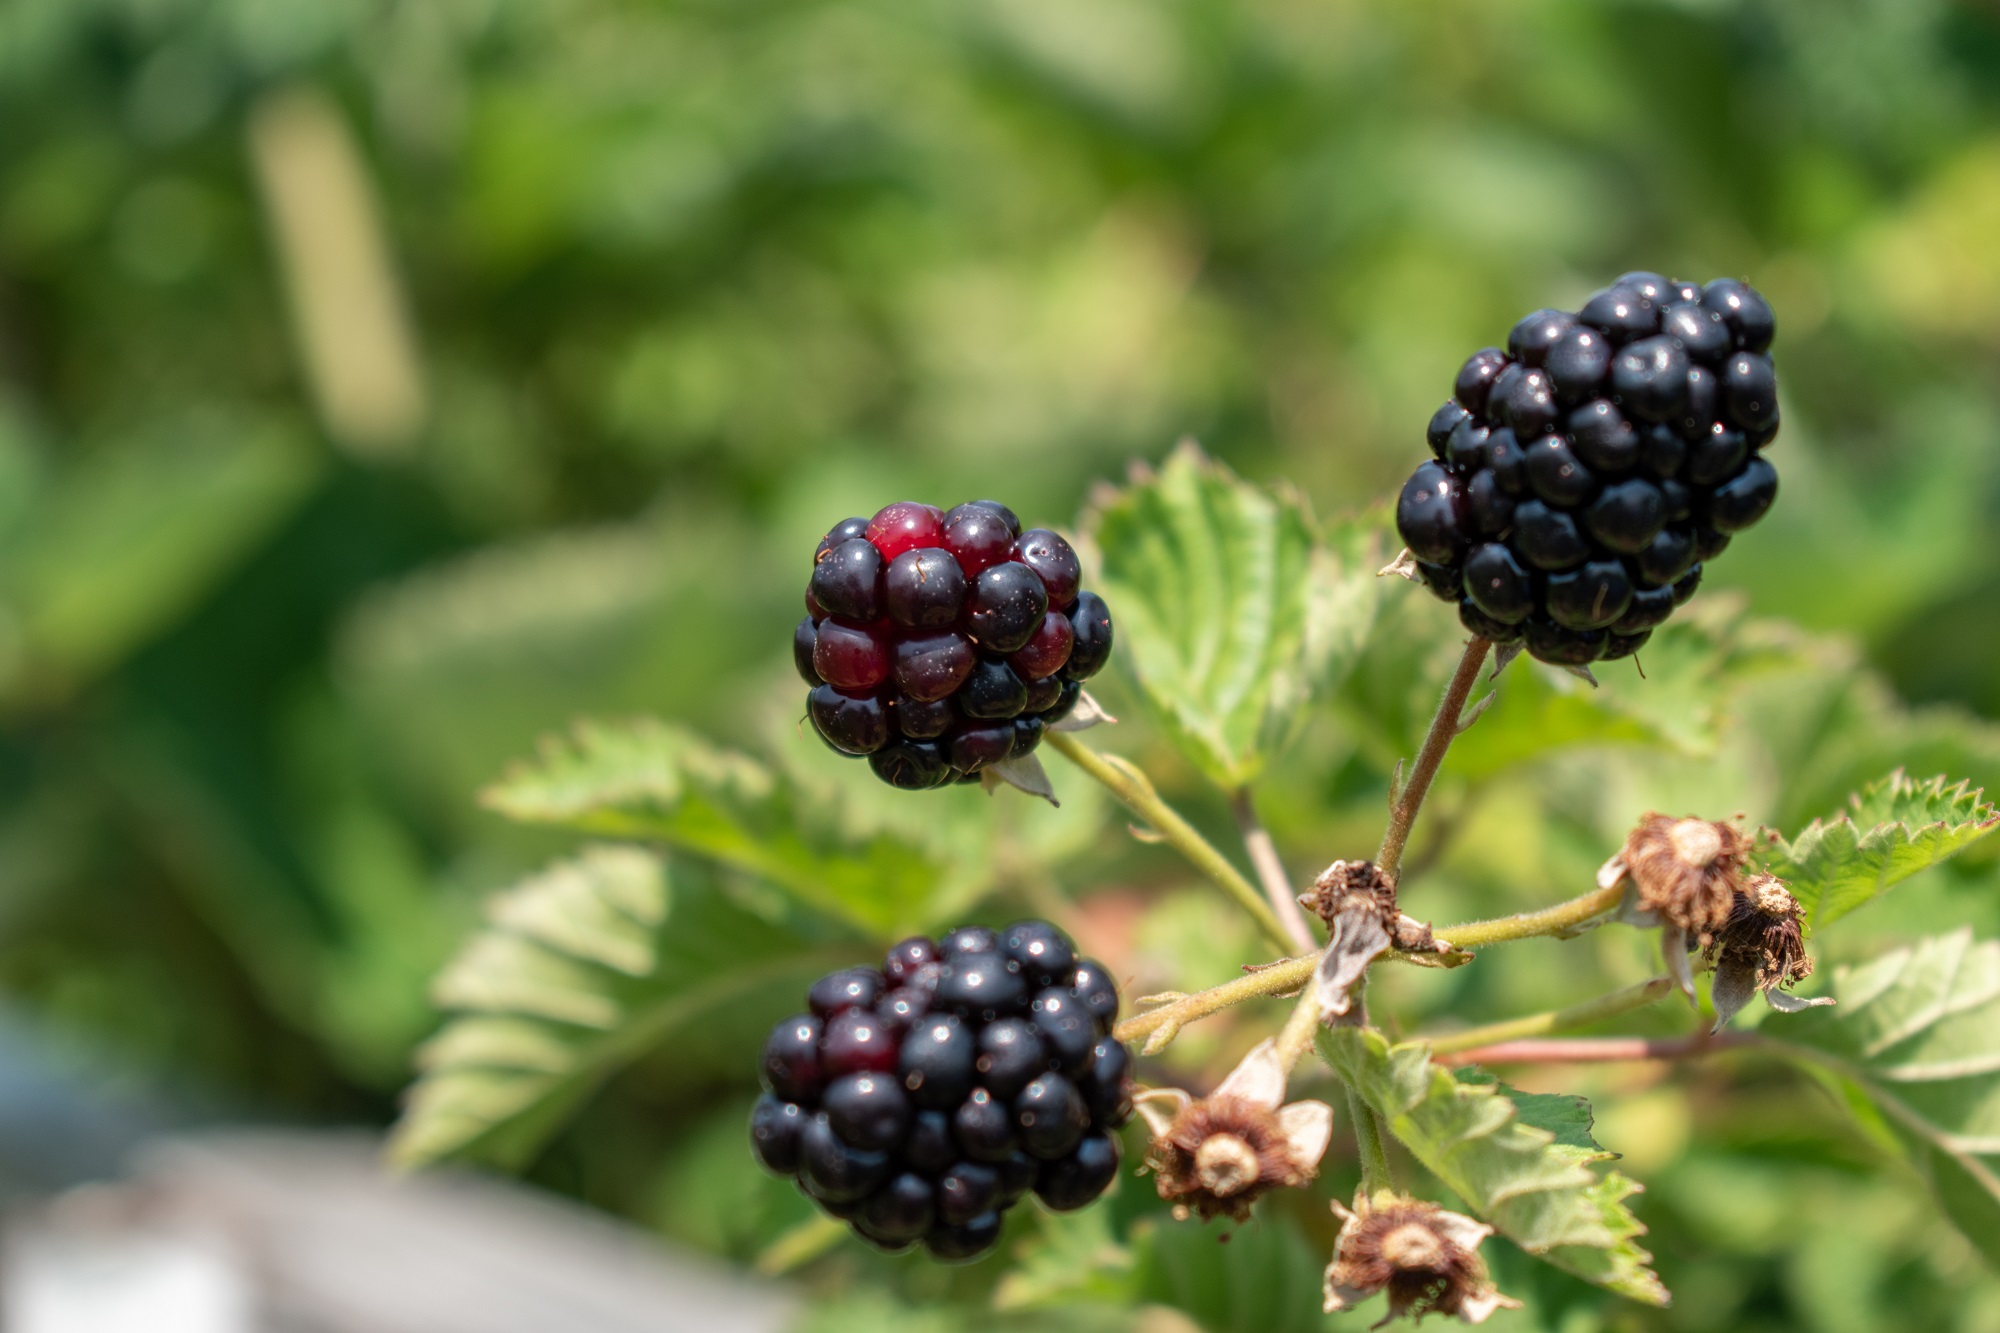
[1609,814,1750,939]
[1300,859,1398,932]
[1323,1193,1519,1325]
[1148,1096,1312,1223]
[1706,874,1813,991]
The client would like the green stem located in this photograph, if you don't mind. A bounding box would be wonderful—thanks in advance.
[1347,1085,1394,1191]
[1113,954,1316,1048]
[1377,636,1492,881]
[1275,984,1323,1074]
[1046,731,1293,952]
[1431,883,1624,951]
[1421,976,1673,1056]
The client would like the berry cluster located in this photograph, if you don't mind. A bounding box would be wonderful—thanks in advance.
[750,921,1133,1260]
[1395,274,1780,666]
[797,501,1114,788]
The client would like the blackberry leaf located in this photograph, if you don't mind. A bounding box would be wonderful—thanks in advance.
[1318,1026,1669,1307]
[1766,929,2000,1267]
[483,718,957,935]
[389,845,837,1170]
[1761,771,2000,929]
[1083,440,1383,789]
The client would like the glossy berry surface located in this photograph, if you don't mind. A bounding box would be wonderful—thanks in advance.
[753,920,1132,1261]
[1393,276,1780,666]
[800,501,1113,787]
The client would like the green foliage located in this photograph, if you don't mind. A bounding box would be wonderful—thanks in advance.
[1763,772,2000,928]
[390,843,833,1170]
[1770,929,2000,1267]
[483,718,961,937]
[1084,441,1378,790]
[1320,1027,1667,1307]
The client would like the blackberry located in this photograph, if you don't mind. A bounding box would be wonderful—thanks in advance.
[801,502,1113,787]
[1395,276,1780,666]
[754,921,1133,1261]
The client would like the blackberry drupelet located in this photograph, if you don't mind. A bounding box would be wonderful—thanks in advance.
[1394,275,1781,665]
[752,921,1134,1261]
[799,501,1113,787]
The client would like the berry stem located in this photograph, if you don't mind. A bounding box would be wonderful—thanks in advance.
[1420,976,1673,1057]
[1432,883,1626,950]
[1113,953,1318,1047]
[1432,1031,1756,1067]
[1044,731,1295,952]
[1377,636,1493,882]
[1230,788,1319,953]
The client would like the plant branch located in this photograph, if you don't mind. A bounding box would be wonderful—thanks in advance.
[1046,731,1294,953]
[1377,636,1492,881]
[1432,1032,1757,1067]
[1421,976,1673,1056]
[1230,788,1318,953]
[1113,954,1316,1048]
[1347,1085,1394,1192]
[1430,883,1625,951]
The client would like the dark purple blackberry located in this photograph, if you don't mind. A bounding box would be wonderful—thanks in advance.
[1396,461,1469,565]
[754,922,1132,1260]
[1455,348,1509,413]
[1035,1134,1122,1212]
[794,618,822,685]
[808,686,890,756]
[1389,276,1780,664]
[1428,400,1471,457]
[1508,309,1575,365]
[800,501,1114,786]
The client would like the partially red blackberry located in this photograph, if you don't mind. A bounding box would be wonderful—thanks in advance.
[800,501,1113,787]
[752,920,1133,1261]
[1395,275,1780,665]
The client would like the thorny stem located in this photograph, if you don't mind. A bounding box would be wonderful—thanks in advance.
[1110,885,1631,1050]
[1231,788,1319,953]
[1434,1032,1756,1067]
[1376,636,1492,882]
[1045,731,1294,953]
[1275,981,1325,1073]
[1421,976,1674,1056]
[1433,883,1626,951]
[1113,954,1317,1048]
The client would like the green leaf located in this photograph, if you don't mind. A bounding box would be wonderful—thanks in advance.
[389,844,834,1169]
[1455,1070,1606,1154]
[994,1206,1136,1312]
[1320,1027,1668,1306]
[1132,1214,1332,1333]
[1762,770,2000,929]
[481,718,960,936]
[1083,440,1381,789]
[1769,929,2000,1267]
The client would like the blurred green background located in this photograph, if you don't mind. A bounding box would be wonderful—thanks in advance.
[4,0,2000,1329]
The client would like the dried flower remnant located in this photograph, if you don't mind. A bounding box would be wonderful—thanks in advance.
[1323,1191,1521,1326]
[1137,1039,1333,1223]
[1300,861,1448,1018]
[1599,814,1751,1000]
[1704,874,1835,1031]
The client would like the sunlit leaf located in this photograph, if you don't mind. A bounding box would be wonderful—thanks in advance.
[1767,929,2000,1266]
[482,718,960,936]
[1082,439,1380,789]
[994,1206,1136,1312]
[1132,1213,1331,1333]
[1762,771,2000,928]
[1320,1027,1668,1306]
[390,844,835,1169]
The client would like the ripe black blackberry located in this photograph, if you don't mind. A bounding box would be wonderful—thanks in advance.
[1396,274,1780,666]
[751,921,1133,1261]
[798,501,1112,787]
